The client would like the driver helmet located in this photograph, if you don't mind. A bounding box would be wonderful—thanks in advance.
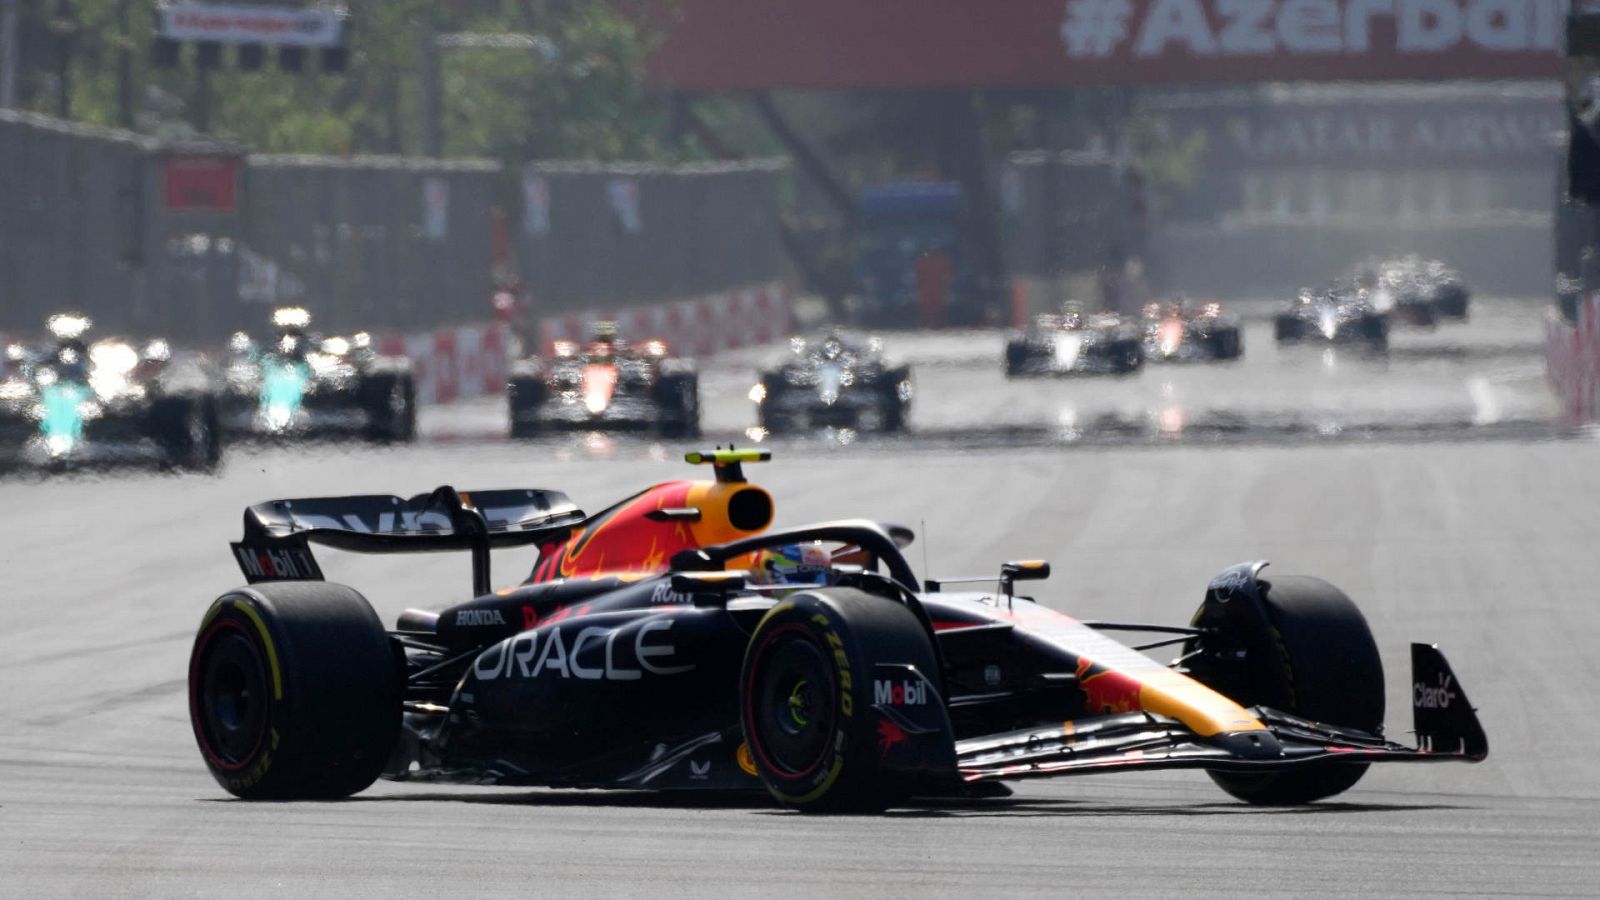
[271,307,312,358]
[749,542,835,586]
[45,313,92,378]
[588,321,620,359]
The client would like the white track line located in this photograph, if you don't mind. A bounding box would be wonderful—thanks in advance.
[1467,376,1502,426]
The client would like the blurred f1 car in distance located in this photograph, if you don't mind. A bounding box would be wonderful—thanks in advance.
[1274,284,1389,350]
[188,448,1488,812]
[1356,256,1471,325]
[1005,305,1144,376]
[507,322,699,438]
[0,313,221,471]
[1141,299,1243,362]
[219,307,417,443]
[750,332,912,434]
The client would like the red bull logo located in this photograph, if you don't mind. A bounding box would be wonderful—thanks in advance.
[1076,657,1145,715]
[877,718,907,756]
[528,478,774,584]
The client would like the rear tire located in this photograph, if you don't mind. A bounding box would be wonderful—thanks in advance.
[154,396,221,472]
[1004,340,1029,377]
[188,582,401,799]
[1274,315,1302,342]
[1211,328,1242,360]
[1436,287,1470,320]
[655,373,700,439]
[508,377,546,439]
[741,589,937,812]
[363,375,416,443]
[1113,341,1144,374]
[1358,315,1389,351]
[1186,575,1385,805]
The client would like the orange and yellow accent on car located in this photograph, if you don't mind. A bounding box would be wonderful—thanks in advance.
[526,473,775,583]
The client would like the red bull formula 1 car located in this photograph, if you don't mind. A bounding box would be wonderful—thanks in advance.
[188,451,1487,811]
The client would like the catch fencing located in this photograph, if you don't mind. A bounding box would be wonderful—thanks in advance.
[0,111,789,346]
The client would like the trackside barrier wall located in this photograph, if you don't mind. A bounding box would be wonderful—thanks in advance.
[1,113,791,352]
[1547,293,1600,422]
[514,161,787,314]
[376,282,790,405]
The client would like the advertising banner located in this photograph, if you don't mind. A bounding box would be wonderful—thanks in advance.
[649,0,1567,89]
[157,2,347,48]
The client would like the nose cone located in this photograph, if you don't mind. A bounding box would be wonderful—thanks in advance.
[1319,309,1339,340]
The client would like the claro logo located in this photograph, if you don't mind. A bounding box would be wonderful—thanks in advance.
[1414,672,1458,709]
[1060,0,1566,61]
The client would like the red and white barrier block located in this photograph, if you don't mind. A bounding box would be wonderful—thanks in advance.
[378,323,511,406]
[1547,292,1600,423]
[538,281,791,358]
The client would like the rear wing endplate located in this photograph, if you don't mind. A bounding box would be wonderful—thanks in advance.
[231,485,585,596]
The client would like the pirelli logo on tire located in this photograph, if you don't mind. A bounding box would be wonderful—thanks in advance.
[815,613,853,717]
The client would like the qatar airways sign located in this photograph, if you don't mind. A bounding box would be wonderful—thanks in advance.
[646,0,1565,90]
[1062,0,1566,61]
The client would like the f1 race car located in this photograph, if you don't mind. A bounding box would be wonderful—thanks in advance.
[1274,285,1389,350]
[751,333,911,434]
[1005,307,1144,376]
[0,314,221,470]
[1142,300,1243,363]
[1358,256,1470,324]
[188,449,1487,811]
[507,323,699,438]
[220,308,417,443]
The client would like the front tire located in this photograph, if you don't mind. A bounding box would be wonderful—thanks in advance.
[741,589,937,812]
[1185,575,1385,805]
[188,582,401,799]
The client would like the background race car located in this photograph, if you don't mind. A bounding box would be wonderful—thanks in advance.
[1141,300,1243,363]
[751,332,912,434]
[188,450,1488,812]
[1356,256,1472,325]
[0,314,221,471]
[507,324,699,438]
[1274,285,1390,350]
[1005,307,1144,376]
[219,308,417,444]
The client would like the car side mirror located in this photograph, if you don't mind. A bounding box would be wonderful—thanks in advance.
[1000,560,1050,598]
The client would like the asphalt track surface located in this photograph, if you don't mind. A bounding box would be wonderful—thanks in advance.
[3,297,1597,898]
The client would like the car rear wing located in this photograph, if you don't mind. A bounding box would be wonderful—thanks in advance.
[232,485,585,596]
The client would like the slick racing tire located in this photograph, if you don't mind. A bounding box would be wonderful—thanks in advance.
[363,374,417,443]
[655,372,701,439]
[154,395,222,472]
[1358,315,1390,351]
[1003,340,1030,377]
[188,582,401,799]
[1210,328,1242,360]
[740,588,937,813]
[508,377,545,439]
[1111,341,1144,374]
[1187,575,1384,805]
[756,374,792,435]
[1435,287,1469,320]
